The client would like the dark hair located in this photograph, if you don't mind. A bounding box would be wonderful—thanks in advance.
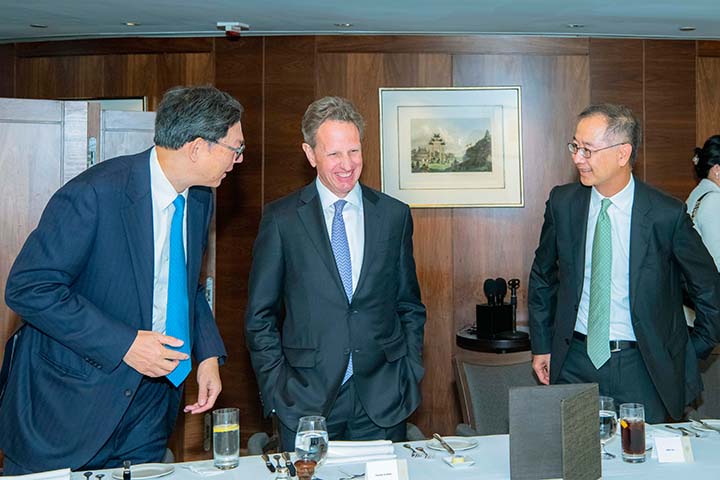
[154,85,244,149]
[301,96,365,148]
[578,104,642,166]
[693,135,720,179]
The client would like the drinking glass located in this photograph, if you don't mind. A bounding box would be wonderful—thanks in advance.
[294,415,329,479]
[212,408,240,469]
[619,403,646,463]
[599,396,618,460]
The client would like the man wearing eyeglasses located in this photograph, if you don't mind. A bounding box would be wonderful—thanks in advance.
[528,103,720,423]
[0,86,244,473]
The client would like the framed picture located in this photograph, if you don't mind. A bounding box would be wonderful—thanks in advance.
[379,87,523,207]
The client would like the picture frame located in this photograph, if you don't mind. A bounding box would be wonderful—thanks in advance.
[379,87,523,207]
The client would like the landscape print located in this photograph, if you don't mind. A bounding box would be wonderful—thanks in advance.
[410,117,493,173]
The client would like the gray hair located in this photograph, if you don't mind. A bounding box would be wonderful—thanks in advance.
[578,103,642,166]
[301,96,365,148]
[154,85,244,149]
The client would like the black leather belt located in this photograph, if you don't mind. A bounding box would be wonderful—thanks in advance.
[573,331,637,352]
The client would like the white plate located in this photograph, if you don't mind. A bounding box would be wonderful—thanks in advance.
[426,437,479,452]
[111,464,175,480]
[442,455,476,468]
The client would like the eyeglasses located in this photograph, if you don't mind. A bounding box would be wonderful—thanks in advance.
[210,140,245,161]
[567,142,626,159]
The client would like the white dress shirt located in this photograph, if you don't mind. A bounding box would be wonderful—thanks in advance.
[149,147,188,333]
[315,178,364,294]
[575,175,636,341]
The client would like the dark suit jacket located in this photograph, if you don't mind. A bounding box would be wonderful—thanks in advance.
[528,178,720,419]
[245,182,426,430]
[0,149,226,470]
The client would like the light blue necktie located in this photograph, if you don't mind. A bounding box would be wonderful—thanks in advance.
[166,195,191,387]
[587,198,613,369]
[331,200,354,384]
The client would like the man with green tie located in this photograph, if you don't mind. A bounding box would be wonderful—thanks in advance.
[528,104,720,423]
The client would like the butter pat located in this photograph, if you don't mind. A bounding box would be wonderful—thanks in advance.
[451,456,466,464]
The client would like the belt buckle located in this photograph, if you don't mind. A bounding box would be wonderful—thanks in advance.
[610,341,621,353]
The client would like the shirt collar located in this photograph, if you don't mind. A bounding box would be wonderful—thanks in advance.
[591,174,635,214]
[150,147,188,210]
[315,177,363,211]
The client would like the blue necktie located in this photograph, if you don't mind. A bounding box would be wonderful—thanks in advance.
[166,195,191,387]
[331,200,354,384]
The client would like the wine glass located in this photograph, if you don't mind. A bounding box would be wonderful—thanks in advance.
[599,396,618,460]
[295,415,329,479]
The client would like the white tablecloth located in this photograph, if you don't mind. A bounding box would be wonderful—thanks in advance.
[68,426,720,480]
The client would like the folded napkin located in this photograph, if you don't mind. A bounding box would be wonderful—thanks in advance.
[180,462,225,477]
[328,440,395,457]
[3,468,71,480]
[324,453,397,466]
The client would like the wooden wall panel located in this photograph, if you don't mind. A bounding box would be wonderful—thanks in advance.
[263,36,317,204]
[213,36,268,449]
[697,57,720,145]
[0,45,14,97]
[644,40,696,199]
[589,39,645,177]
[317,35,588,56]
[453,54,588,338]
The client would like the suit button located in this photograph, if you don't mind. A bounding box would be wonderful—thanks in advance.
[352,310,359,314]
[354,349,361,353]
[124,389,133,397]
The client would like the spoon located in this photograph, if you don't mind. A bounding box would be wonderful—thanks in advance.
[402,443,420,457]
[83,472,93,480]
[416,447,431,458]
[95,475,105,480]
[273,454,283,469]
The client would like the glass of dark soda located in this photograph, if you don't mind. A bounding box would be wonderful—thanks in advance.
[619,403,645,463]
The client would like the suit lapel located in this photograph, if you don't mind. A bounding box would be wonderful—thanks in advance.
[297,183,347,296]
[355,186,381,297]
[121,151,154,330]
[629,180,652,311]
[187,189,210,317]
[571,186,591,302]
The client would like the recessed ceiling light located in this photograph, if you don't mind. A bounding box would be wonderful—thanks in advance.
[566,23,585,28]
[124,22,140,27]
[679,26,696,31]
[334,23,353,28]
[30,24,48,28]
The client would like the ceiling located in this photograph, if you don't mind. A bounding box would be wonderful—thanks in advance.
[2,0,720,43]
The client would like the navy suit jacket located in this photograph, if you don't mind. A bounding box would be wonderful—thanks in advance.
[529,178,720,419]
[0,149,226,470]
[245,182,426,430]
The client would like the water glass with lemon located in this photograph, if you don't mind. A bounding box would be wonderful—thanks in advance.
[213,408,240,469]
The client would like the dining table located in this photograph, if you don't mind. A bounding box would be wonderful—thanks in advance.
[67,423,720,480]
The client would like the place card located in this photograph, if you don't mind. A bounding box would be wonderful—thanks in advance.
[655,436,694,463]
[365,459,409,480]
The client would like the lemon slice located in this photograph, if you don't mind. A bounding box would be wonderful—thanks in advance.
[620,419,628,429]
[213,423,239,433]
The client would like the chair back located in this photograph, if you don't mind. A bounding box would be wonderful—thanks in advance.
[454,350,540,435]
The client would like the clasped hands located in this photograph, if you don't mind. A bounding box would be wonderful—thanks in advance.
[123,330,221,414]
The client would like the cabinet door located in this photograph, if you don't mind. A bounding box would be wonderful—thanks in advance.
[0,98,87,359]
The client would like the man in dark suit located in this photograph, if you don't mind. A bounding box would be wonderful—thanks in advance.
[245,96,426,451]
[529,103,720,422]
[0,86,244,473]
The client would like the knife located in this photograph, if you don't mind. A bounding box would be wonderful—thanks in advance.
[432,433,456,455]
[282,452,297,476]
[261,453,276,473]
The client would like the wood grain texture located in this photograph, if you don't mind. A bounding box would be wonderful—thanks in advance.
[15,37,214,57]
[589,39,645,177]
[263,36,318,204]
[213,35,270,450]
[644,40,696,200]
[317,35,589,55]
[697,57,720,145]
[698,41,720,57]
[452,53,588,341]
[0,44,14,97]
